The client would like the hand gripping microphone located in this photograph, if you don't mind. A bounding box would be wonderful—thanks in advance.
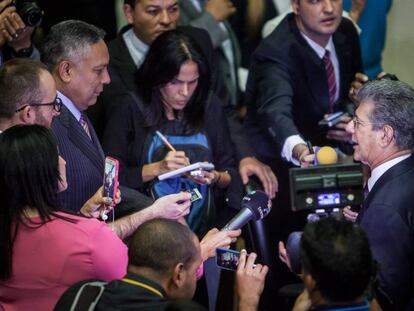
[222,190,271,230]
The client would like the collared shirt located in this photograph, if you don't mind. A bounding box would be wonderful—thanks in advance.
[272,0,291,15]
[123,28,150,68]
[57,90,81,121]
[282,34,340,165]
[301,34,340,101]
[367,153,411,191]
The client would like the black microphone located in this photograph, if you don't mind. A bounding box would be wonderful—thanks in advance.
[222,190,271,230]
[286,231,303,274]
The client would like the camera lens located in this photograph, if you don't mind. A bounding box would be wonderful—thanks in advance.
[16,1,44,27]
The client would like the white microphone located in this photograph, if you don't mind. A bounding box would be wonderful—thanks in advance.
[222,190,271,230]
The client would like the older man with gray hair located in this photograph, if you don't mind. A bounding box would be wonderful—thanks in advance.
[345,79,414,310]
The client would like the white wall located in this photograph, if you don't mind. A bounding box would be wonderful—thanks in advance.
[383,0,414,86]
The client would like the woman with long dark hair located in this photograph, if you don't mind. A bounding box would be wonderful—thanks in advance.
[0,125,127,310]
[102,29,241,235]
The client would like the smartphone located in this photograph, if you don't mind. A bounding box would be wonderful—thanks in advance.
[103,157,119,203]
[318,111,348,127]
[216,247,241,271]
[188,188,202,203]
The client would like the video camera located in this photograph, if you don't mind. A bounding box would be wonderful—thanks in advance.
[289,163,364,212]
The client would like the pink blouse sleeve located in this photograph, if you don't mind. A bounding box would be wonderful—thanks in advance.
[89,222,128,281]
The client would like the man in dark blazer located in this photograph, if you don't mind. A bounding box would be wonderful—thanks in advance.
[244,0,362,166]
[345,79,414,310]
[243,0,362,296]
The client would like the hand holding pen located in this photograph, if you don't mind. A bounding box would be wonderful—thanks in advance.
[293,141,316,168]
[155,131,190,173]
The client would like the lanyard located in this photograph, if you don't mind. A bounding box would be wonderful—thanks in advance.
[121,277,164,298]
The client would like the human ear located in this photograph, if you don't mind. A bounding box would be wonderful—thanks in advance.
[123,4,134,24]
[57,61,72,83]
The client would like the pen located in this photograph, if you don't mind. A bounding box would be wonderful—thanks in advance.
[155,131,176,152]
[306,141,314,154]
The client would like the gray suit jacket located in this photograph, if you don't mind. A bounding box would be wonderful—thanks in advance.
[178,0,241,106]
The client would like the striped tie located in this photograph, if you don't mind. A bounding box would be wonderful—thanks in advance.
[79,113,91,140]
[322,50,337,113]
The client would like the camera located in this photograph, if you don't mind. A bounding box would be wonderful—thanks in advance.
[12,0,44,27]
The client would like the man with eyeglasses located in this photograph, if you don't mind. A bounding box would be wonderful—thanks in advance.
[345,79,414,310]
[0,58,58,130]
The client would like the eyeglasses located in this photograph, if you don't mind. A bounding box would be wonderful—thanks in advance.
[15,97,63,113]
[352,116,381,129]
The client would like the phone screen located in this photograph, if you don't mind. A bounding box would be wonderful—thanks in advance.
[103,157,119,202]
[216,247,240,271]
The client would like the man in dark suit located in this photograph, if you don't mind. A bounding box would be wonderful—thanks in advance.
[345,79,414,310]
[40,20,194,233]
[245,0,362,166]
[243,0,362,297]
[92,0,277,199]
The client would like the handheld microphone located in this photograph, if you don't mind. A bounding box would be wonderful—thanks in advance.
[286,231,303,274]
[315,146,338,165]
[222,190,271,230]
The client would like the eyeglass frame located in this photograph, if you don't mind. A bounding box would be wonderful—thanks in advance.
[15,96,63,113]
[351,115,382,129]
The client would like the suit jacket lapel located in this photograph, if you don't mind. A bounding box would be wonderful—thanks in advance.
[362,156,414,213]
[290,17,329,115]
[60,106,104,173]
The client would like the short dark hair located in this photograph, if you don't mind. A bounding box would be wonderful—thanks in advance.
[0,59,47,120]
[356,79,414,150]
[300,218,373,302]
[40,20,106,71]
[0,125,75,280]
[136,29,211,132]
[128,219,198,275]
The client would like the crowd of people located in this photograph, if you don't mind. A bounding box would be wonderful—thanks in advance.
[0,0,413,310]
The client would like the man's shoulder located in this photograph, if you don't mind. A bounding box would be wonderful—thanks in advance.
[334,16,359,42]
[365,157,414,215]
[52,107,71,134]
[337,16,359,33]
[254,14,303,61]
[107,33,128,59]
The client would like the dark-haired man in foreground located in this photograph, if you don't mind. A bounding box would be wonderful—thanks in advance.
[56,219,268,311]
[292,217,375,311]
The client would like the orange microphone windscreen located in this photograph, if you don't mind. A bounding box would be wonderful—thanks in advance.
[316,146,338,165]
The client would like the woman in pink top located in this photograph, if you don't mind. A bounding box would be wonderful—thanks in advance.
[0,125,128,310]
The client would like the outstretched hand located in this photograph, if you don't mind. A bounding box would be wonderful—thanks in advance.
[199,228,241,260]
[239,156,278,199]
